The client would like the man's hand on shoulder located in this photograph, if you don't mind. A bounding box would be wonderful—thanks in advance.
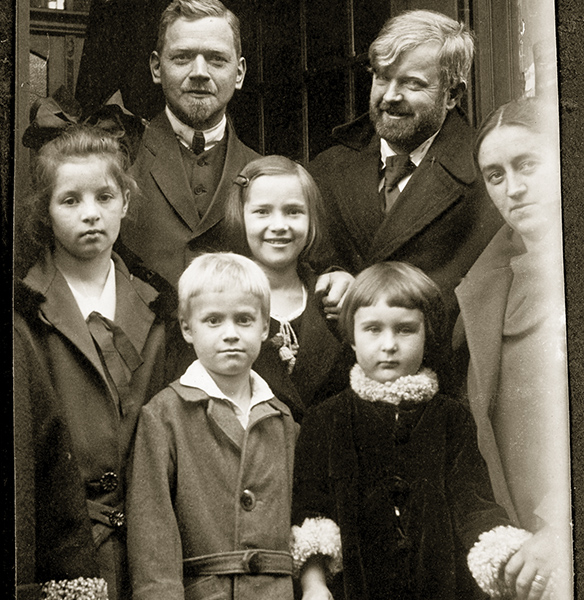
[315,271,355,320]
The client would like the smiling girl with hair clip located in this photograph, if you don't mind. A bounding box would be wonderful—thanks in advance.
[225,155,352,421]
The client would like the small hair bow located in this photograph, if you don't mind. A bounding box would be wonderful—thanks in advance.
[234,174,250,187]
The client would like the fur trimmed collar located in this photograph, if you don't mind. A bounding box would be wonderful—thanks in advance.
[350,364,439,405]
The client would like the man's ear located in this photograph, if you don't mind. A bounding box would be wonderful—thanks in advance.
[235,57,247,90]
[445,82,466,111]
[150,51,162,85]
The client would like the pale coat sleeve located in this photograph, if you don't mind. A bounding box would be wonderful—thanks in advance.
[127,395,184,600]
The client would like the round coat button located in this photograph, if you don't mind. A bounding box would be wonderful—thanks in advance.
[240,489,256,511]
[100,471,118,493]
[193,185,207,195]
[197,157,209,167]
[242,550,261,573]
[108,510,126,528]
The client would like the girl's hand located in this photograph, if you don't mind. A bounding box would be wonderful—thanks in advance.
[300,555,335,600]
[503,526,557,600]
[302,587,334,600]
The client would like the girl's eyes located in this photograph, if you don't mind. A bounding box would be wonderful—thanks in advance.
[365,326,380,334]
[205,316,221,326]
[61,196,78,205]
[98,193,114,202]
[397,326,415,334]
[237,315,253,325]
[287,207,306,216]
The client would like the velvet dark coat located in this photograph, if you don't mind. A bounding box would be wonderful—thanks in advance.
[15,312,100,600]
[120,111,260,288]
[308,109,503,335]
[14,252,173,600]
[252,266,352,422]
[292,387,511,600]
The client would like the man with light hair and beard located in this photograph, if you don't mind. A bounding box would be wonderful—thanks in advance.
[121,0,258,290]
[309,9,502,343]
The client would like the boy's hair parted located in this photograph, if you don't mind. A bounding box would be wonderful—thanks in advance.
[156,0,242,56]
[17,125,137,275]
[369,9,474,92]
[225,155,325,263]
[178,252,271,321]
[339,261,447,375]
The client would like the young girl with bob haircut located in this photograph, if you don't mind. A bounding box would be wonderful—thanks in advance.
[225,155,350,421]
[291,261,543,600]
[14,125,172,600]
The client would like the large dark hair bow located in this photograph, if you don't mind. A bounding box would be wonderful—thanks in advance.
[22,86,146,163]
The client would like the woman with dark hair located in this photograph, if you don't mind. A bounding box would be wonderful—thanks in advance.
[454,97,571,598]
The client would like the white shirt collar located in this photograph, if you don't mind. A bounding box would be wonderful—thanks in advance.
[165,106,227,152]
[62,259,116,321]
[179,359,274,428]
[379,129,440,192]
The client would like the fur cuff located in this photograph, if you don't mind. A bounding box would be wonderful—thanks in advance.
[291,517,343,577]
[41,577,108,599]
[467,525,532,598]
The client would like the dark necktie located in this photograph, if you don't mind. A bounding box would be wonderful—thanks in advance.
[382,154,416,213]
[86,311,143,414]
[191,130,206,155]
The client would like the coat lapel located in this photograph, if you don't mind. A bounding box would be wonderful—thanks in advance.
[334,134,385,258]
[368,109,478,264]
[146,112,202,232]
[112,254,157,358]
[455,226,515,420]
[24,258,112,390]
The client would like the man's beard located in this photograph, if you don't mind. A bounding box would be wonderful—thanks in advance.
[172,96,220,130]
[370,97,448,151]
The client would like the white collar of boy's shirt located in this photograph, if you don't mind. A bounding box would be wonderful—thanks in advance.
[179,359,274,428]
[165,106,227,152]
[378,129,440,193]
[61,259,116,321]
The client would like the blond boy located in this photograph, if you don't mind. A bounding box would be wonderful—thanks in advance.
[127,253,297,600]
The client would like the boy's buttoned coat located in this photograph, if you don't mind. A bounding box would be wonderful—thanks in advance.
[127,383,298,600]
[121,112,260,288]
[14,252,170,599]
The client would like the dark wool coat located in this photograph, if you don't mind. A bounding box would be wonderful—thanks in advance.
[308,109,503,335]
[252,265,352,422]
[292,388,511,600]
[14,252,173,600]
[15,312,100,600]
[127,382,299,600]
[121,111,260,288]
